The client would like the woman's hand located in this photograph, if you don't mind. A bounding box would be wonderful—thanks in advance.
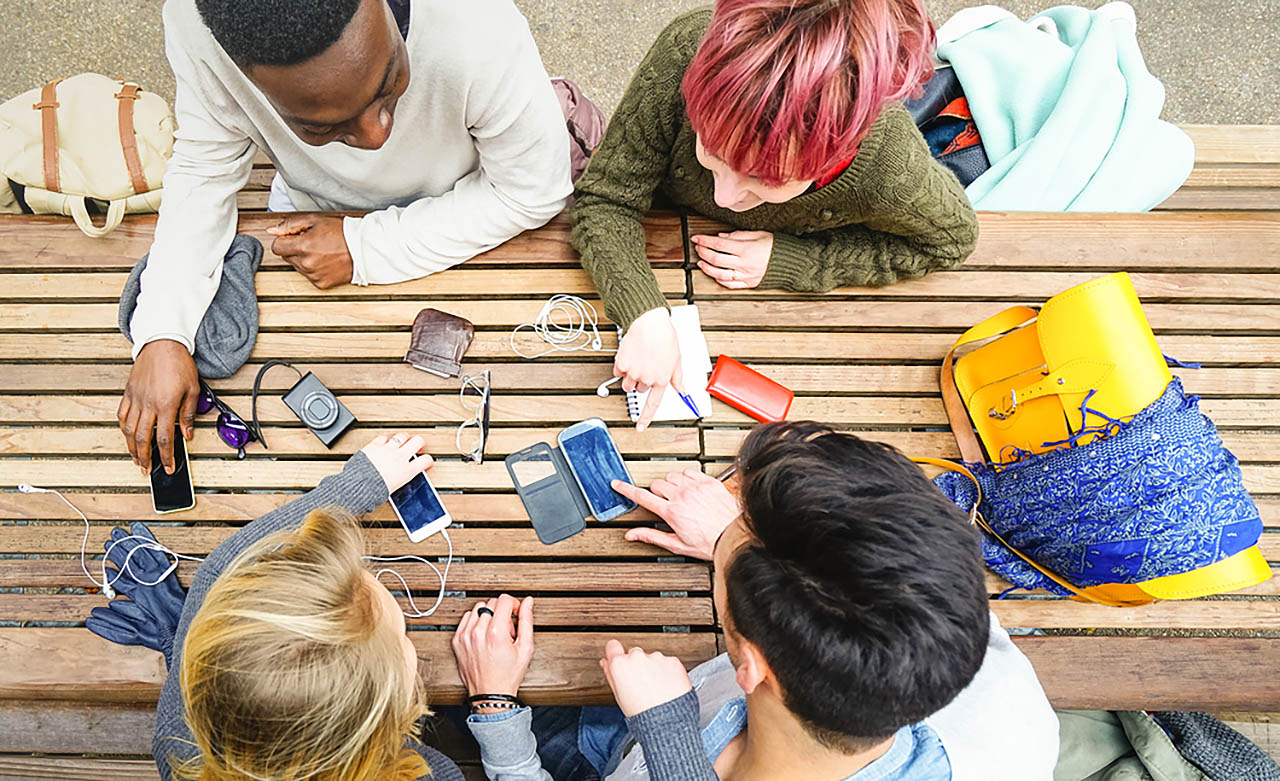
[611,468,739,561]
[360,433,433,494]
[599,639,693,717]
[691,231,773,289]
[615,308,685,432]
[452,594,536,698]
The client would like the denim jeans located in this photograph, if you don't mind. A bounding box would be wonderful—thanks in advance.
[441,705,630,781]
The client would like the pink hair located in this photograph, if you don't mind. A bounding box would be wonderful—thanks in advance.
[682,0,935,186]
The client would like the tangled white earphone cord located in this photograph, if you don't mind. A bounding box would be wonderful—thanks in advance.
[17,483,451,617]
[510,294,616,359]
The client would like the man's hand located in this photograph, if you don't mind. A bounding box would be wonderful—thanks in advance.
[266,214,353,289]
[118,340,200,475]
[599,639,693,717]
[612,467,739,560]
[452,594,536,699]
[691,231,772,289]
[615,308,685,432]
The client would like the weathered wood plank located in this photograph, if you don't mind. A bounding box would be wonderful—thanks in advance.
[0,268,685,300]
[1183,125,1280,164]
[688,212,1280,270]
[0,425,699,458]
[0,330,622,360]
[1158,188,1280,211]
[0,213,683,270]
[0,628,719,705]
[7,331,1275,363]
[991,598,1280,630]
[0,595,716,627]
[0,491,652,523]
[701,428,1280,466]
[692,271,1280,301]
[0,561,708,591]
[0,525,681,559]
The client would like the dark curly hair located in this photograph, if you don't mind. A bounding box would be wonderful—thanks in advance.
[725,422,989,751]
[195,0,363,67]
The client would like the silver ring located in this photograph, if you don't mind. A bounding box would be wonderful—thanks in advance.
[391,434,407,445]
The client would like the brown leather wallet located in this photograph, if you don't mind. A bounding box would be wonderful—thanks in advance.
[405,308,474,377]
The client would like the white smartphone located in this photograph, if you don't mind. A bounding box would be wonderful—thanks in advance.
[556,417,638,522]
[390,472,452,543]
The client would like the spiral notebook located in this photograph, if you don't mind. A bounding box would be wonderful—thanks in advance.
[624,305,714,423]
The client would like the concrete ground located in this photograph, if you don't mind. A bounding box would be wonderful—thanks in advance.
[1,1,1277,124]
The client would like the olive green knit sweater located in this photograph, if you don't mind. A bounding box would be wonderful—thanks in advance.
[571,9,980,331]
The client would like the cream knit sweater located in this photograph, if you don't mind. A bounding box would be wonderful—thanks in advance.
[131,0,572,356]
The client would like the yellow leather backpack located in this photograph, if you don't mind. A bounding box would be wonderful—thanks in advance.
[940,272,1270,604]
[0,74,174,237]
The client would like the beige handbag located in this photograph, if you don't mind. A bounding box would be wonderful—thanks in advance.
[0,74,174,237]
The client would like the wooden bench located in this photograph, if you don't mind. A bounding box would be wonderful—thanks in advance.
[1,125,1277,778]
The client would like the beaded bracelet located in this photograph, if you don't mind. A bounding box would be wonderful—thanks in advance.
[466,693,523,706]
[469,700,521,714]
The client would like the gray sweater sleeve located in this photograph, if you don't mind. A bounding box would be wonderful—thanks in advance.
[466,707,554,780]
[152,453,411,779]
[625,690,718,781]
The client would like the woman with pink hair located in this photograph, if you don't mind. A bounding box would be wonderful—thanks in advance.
[572,0,978,429]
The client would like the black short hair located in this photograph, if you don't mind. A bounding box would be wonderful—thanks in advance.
[725,422,989,751]
[195,0,363,67]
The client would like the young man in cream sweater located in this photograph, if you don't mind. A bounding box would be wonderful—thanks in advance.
[119,0,572,473]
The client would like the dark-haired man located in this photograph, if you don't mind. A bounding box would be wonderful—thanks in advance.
[119,0,571,473]
[594,423,1058,779]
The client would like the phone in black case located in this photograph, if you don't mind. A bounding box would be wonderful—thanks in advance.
[505,442,588,544]
[150,429,195,514]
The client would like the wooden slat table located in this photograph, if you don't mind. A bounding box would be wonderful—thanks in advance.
[1,125,1278,774]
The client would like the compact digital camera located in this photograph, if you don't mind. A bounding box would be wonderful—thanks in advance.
[282,371,357,448]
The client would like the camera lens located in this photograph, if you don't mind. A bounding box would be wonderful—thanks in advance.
[301,391,340,430]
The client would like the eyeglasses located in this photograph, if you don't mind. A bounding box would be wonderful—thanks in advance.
[456,371,490,464]
[196,380,258,459]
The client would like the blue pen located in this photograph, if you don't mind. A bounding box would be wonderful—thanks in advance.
[677,391,703,419]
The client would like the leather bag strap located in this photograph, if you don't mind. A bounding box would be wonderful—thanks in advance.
[913,457,1145,607]
[32,78,65,193]
[940,305,1039,463]
[114,83,149,195]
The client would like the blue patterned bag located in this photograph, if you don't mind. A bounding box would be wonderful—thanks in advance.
[934,379,1264,598]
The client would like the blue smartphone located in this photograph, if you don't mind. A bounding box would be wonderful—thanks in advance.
[390,472,452,543]
[557,418,637,522]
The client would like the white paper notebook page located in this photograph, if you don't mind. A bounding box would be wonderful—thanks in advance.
[626,305,714,422]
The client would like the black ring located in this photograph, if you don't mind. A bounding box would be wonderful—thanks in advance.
[477,607,494,617]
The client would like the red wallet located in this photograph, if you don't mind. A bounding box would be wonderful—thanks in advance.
[706,356,793,422]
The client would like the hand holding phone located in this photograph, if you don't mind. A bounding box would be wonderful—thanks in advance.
[150,428,195,514]
[360,434,452,543]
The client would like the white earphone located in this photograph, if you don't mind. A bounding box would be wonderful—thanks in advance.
[16,483,449,617]
[510,294,615,359]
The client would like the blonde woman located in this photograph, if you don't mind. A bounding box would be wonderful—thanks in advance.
[152,434,569,780]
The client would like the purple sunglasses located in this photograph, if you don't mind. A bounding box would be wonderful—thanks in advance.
[196,381,258,458]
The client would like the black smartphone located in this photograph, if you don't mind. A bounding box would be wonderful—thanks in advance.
[150,429,195,514]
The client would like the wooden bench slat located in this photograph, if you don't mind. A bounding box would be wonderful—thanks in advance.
[0,628,719,705]
[697,333,1280,363]
[0,394,676,427]
[0,594,715,627]
[4,362,1272,400]
[0,268,686,300]
[694,301,1280,332]
[1183,125,1280,164]
[1158,188,1280,211]
[1182,164,1280,188]
[0,491,647,523]
[10,299,1279,333]
[0,560,708,591]
[692,271,1280,301]
[0,331,623,360]
[0,457,699,491]
[0,425,699,458]
[0,526,684,559]
[992,598,1280,630]
[700,428,1280,466]
[686,212,1280,270]
[0,213,683,271]
[4,393,1273,429]
[0,756,160,780]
